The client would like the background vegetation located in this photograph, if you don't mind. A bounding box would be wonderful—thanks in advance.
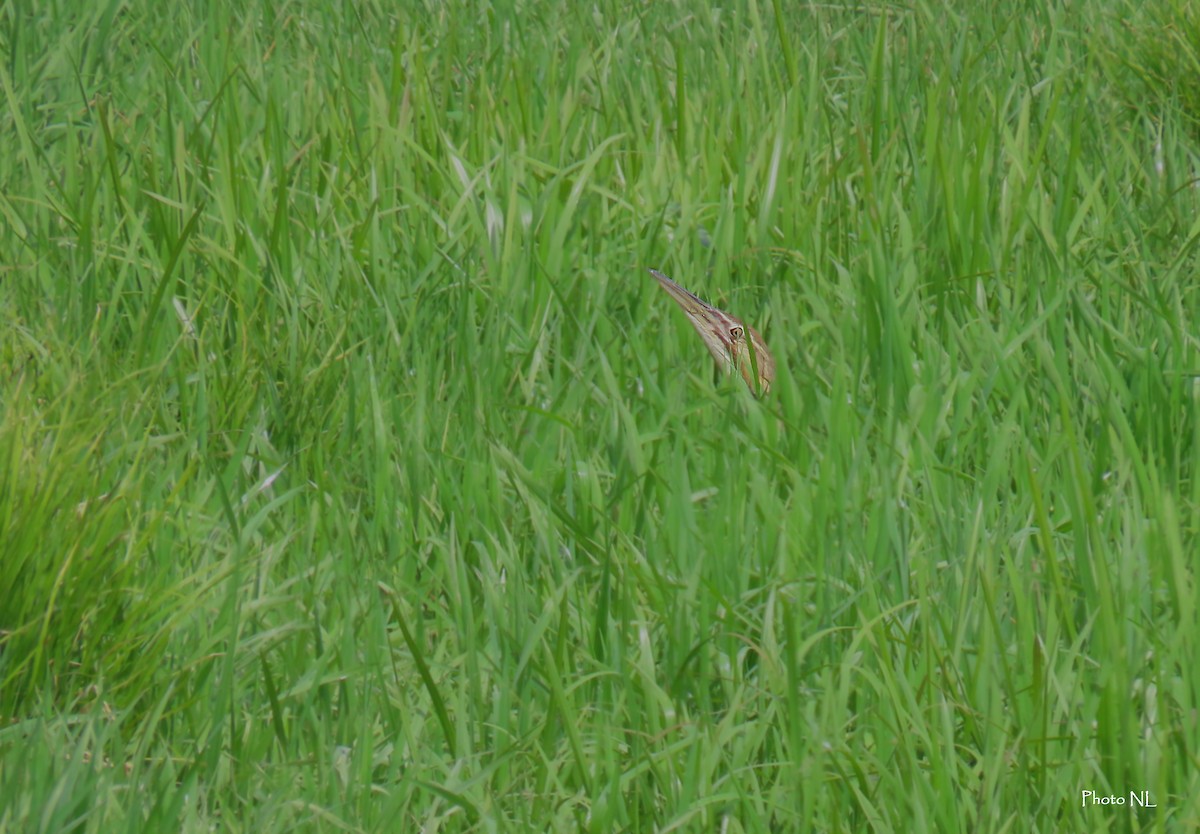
[2,0,1199,830]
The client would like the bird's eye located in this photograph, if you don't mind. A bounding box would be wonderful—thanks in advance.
[730,326,743,341]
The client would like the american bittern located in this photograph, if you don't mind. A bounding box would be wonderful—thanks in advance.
[647,268,775,395]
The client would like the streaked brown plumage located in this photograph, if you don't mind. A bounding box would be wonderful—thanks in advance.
[647,268,775,395]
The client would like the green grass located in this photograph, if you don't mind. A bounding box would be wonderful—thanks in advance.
[2,0,1199,830]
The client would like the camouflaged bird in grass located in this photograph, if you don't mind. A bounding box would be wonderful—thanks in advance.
[647,268,775,396]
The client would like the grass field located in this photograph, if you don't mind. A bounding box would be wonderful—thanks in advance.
[3,0,1200,830]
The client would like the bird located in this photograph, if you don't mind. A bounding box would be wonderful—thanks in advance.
[647,268,775,395]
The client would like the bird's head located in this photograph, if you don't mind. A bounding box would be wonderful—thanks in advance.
[648,268,775,395]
